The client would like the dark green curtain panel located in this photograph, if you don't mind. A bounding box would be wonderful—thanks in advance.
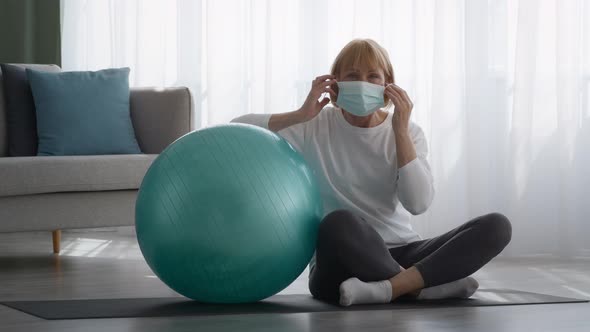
[0,0,61,65]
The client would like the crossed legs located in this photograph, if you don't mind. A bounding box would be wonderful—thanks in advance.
[309,209,512,305]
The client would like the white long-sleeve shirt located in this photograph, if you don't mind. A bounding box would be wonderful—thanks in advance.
[231,106,435,270]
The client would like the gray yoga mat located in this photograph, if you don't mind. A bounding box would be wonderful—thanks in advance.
[2,289,587,320]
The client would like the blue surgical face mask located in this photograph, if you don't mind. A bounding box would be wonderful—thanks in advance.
[336,81,385,116]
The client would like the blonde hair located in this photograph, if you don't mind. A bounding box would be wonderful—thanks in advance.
[330,39,395,107]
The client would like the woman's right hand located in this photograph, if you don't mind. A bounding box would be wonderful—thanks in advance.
[296,75,338,122]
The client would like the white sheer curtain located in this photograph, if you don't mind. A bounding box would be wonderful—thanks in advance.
[61,0,590,258]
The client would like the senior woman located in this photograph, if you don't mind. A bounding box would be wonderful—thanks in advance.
[231,38,512,307]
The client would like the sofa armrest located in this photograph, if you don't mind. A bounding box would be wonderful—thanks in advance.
[130,87,193,154]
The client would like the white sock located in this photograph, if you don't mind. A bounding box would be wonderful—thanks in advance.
[339,277,392,307]
[417,277,479,300]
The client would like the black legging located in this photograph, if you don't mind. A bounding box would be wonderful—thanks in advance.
[308,209,512,303]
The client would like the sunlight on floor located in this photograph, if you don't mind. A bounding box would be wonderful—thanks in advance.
[60,238,111,257]
[561,285,590,298]
[59,237,143,259]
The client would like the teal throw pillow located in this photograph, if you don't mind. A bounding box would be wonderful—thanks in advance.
[26,67,141,156]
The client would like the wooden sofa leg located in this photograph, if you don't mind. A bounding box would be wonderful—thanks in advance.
[52,230,61,254]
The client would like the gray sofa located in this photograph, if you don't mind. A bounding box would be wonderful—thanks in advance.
[0,64,193,253]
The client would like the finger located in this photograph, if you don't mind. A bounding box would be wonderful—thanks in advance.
[314,74,336,82]
[314,78,338,89]
[315,74,336,80]
[319,97,330,108]
[385,86,403,102]
[399,88,411,104]
[390,84,411,101]
[386,84,402,94]
[386,86,410,107]
[323,87,337,95]
[310,85,332,102]
[389,83,405,92]
[385,90,402,106]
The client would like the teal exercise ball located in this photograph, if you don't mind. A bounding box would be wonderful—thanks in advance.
[135,124,322,303]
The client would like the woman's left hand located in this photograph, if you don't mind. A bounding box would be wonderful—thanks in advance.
[385,84,413,135]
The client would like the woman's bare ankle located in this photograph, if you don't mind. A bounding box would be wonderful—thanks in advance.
[389,266,426,300]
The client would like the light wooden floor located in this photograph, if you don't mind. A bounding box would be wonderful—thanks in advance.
[0,228,589,332]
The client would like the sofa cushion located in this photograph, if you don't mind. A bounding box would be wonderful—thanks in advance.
[0,64,61,157]
[0,154,157,197]
[26,67,142,156]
